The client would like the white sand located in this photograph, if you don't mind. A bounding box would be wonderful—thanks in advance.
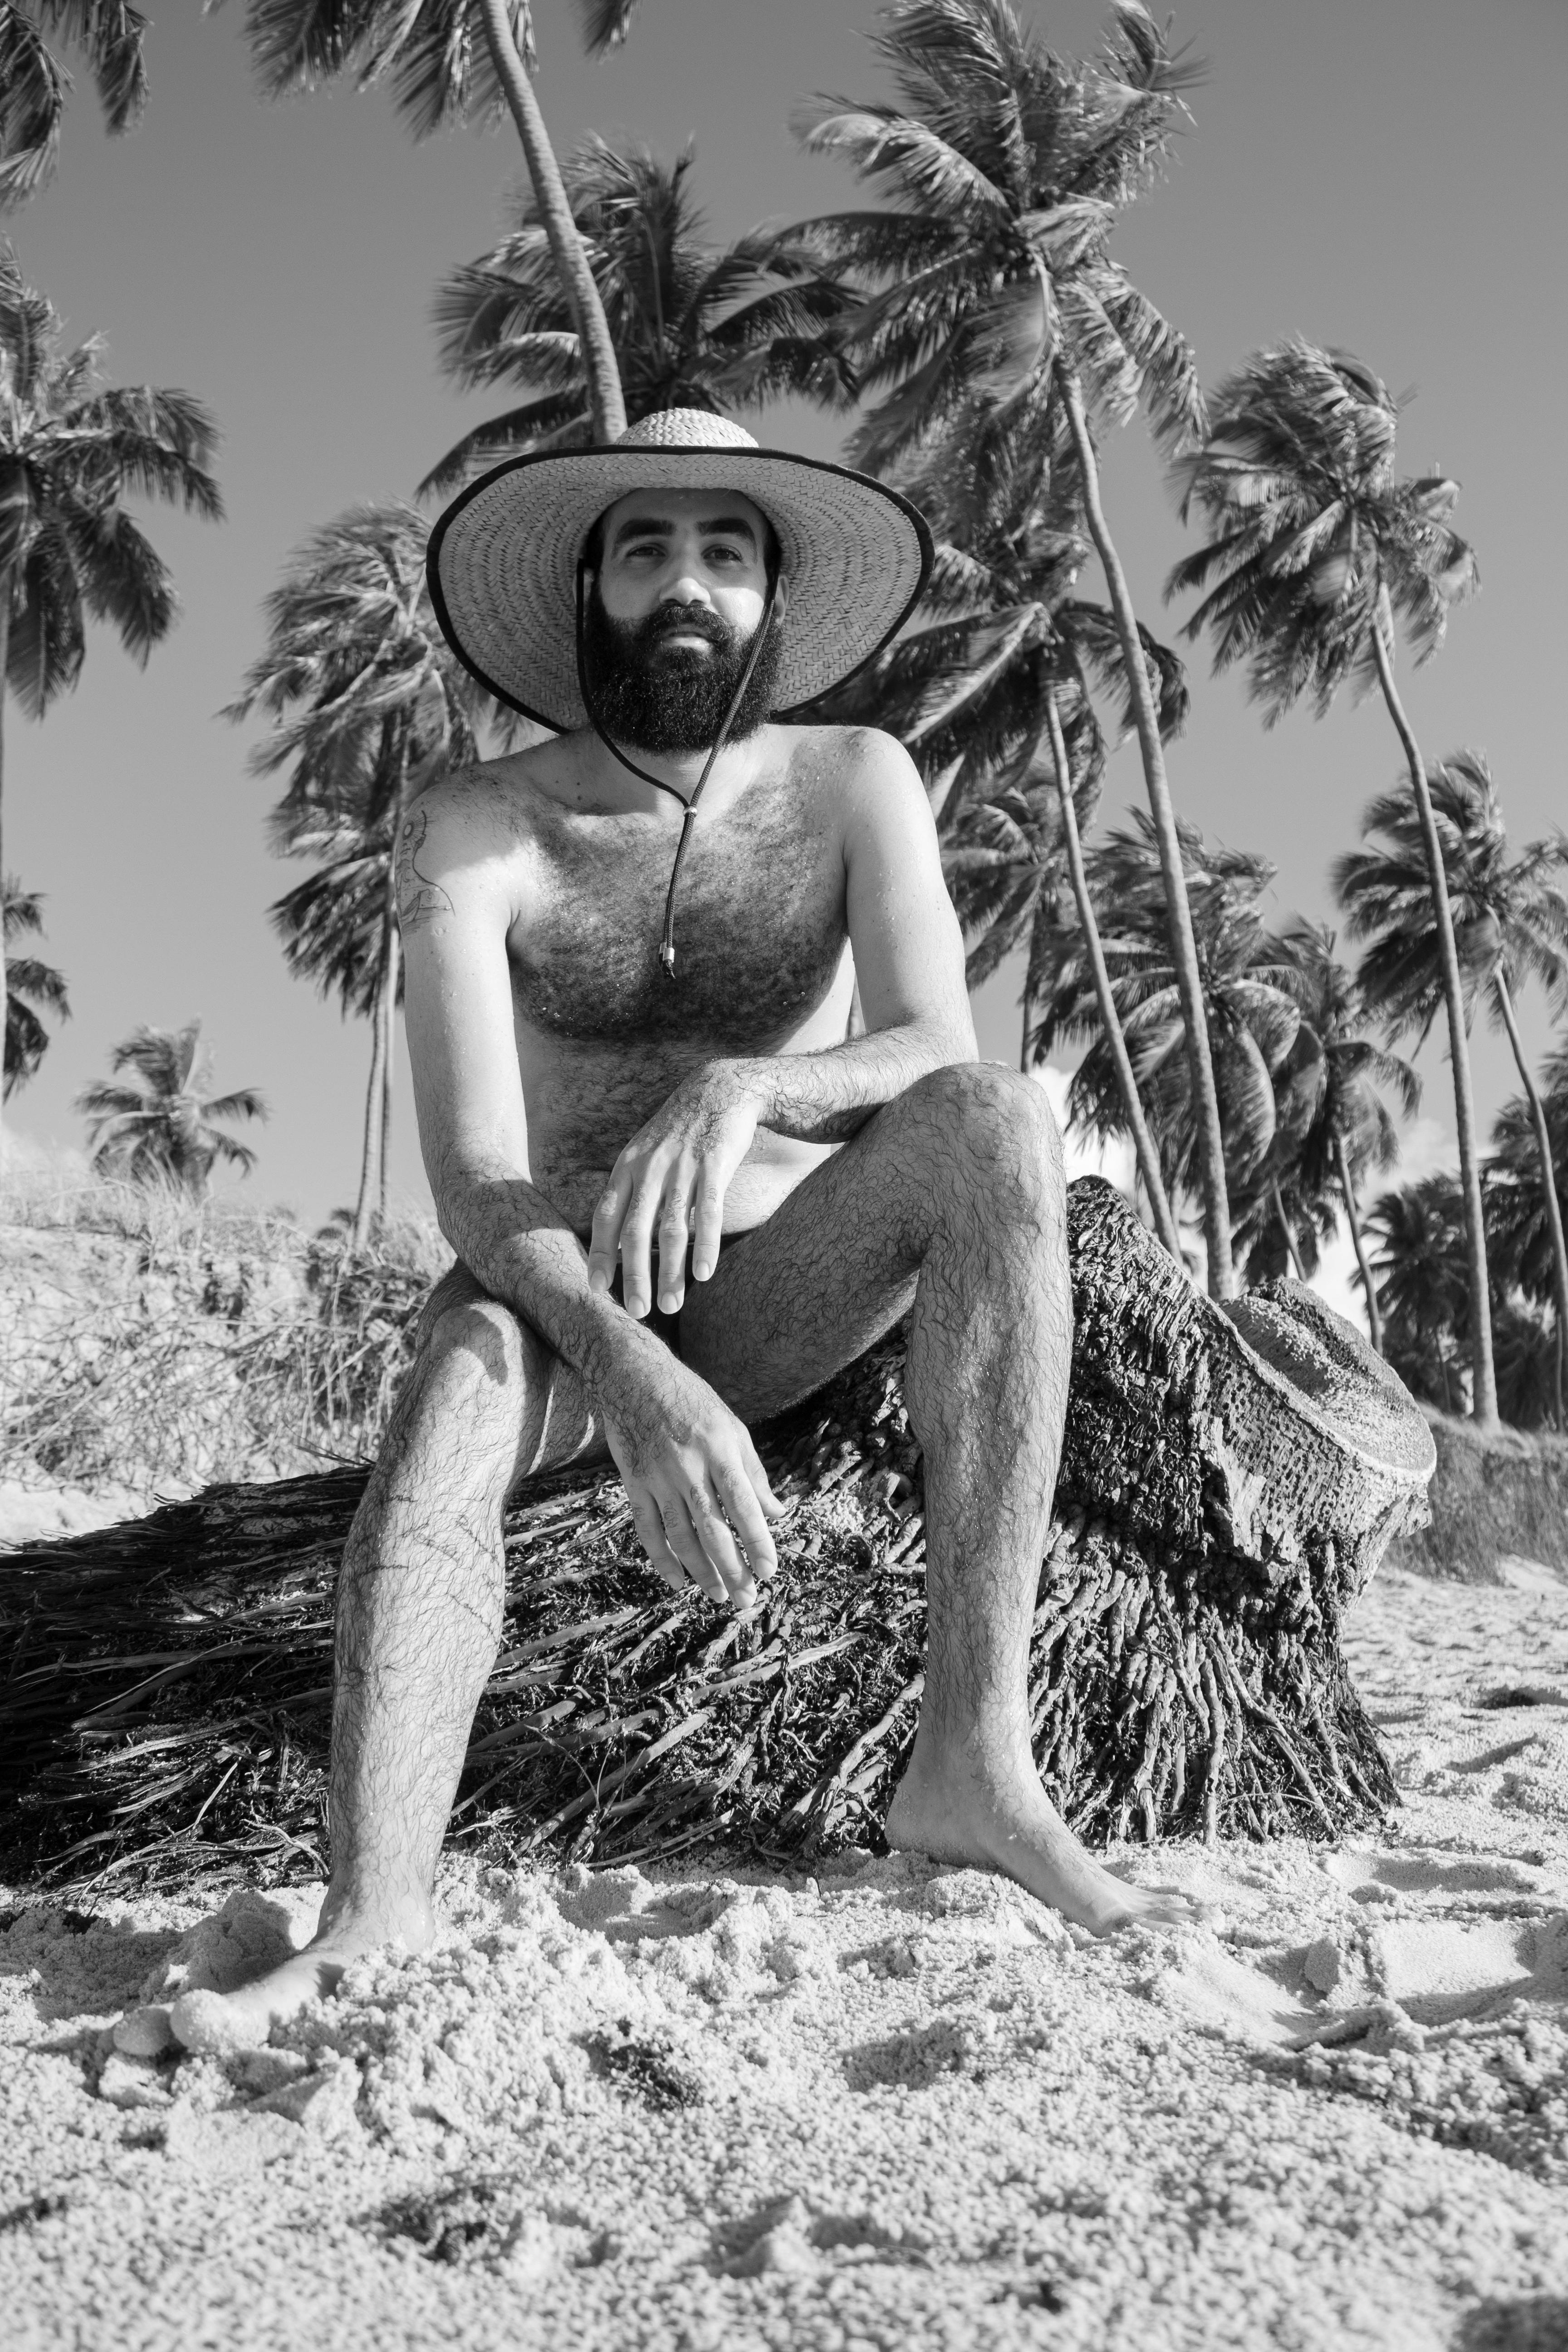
[4,1553,1568,2352]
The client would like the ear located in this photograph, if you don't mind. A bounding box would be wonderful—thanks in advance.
[770,570,790,626]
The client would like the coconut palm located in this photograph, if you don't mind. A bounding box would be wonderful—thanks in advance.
[780,0,1231,1290]
[0,1,149,203]
[1168,339,1493,1423]
[823,431,1187,1254]
[0,248,221,1134]
[1490,1040,1568,1425]
[423,136,856,492]
[229,0,631,442]
[1334,751,1568,1419]
[1231,921,1417,1341]
[1365,1174,1471,1417]
[77,1020,265,1195]
[1035,812,1301,1248]
[228,502,505,1248]
[3,871,68,1097]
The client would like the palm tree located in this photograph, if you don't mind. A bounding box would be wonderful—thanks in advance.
[1366,1174,1472,1417]
[824,434,1187,1255]
[0,247,222,1136]
[231,0,631,442]
[1035,812,1301,1248]
[1168,340,1493,1424]
[780,0,1231,1291]
[228,503,505,1248]
[77,1021,265,1196]
[423,136,856,491]
[1490,1040,1568,1426]
[1334,751,1568,1420]
[1235,921,1417,1343]
[0,2,149,203]
[3,871,68,1097]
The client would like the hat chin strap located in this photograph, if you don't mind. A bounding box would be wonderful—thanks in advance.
[575,559,779,979]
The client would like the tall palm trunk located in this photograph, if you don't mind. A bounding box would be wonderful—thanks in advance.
[1043,687,1181,1261]
[1058,366,1233,1298]
[1368,606,1498,1428]
[0,595,8,1156]
[375,921,403,1228]
[351,738,412,1253]
[477,0,627,446]
[1270,1176,1307,1282]
[1492,968,1568,1428]
[1334,1131,1384,1356]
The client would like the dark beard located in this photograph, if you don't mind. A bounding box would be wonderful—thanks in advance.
[581,582,783,755]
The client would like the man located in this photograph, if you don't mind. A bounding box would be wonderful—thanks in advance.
[186,412,1191,2046]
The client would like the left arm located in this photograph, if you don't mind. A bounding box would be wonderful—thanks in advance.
[588,730,975,1314]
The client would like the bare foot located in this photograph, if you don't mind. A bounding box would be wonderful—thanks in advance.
[885,1747,1203,1938]
[169,1896,435,2053]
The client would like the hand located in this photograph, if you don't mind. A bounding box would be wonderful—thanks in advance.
[586,1060,764,1318]
[598,1340,785,1611]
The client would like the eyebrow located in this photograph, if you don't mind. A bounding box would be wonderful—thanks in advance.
[609,513,760,551]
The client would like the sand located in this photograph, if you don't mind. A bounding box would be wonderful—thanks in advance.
[4,1551,1568,2352]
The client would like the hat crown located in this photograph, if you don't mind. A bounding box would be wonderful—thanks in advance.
[612,408,759,453]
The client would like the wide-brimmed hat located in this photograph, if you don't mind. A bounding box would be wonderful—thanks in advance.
[426,409,933,732]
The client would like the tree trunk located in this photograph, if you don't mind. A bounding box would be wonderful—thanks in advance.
[0,1181,1435,1891]
[1044,686,1181,1260]
[1271,1176,1307,1282]
[350,975,388,1253]
[1369,610,1498,1428]
[375,921,402,1228]
[1335,1131,1383,1356]
[0,595,9,1156]
[1058,367,1233,1299]
[1494,969,1568,1429]
[476,0,627,447]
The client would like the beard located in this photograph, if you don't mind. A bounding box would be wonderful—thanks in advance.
[581,581,784,755]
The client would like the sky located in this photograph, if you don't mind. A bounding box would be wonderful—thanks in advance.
[5,0,1566,1234]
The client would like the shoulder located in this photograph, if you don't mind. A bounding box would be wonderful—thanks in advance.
[395,752,545,936]
[779,721,925,811]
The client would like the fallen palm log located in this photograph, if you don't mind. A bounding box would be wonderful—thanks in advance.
[0,1179,1434,1894]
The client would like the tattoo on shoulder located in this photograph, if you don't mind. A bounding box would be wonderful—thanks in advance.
[395,806,455,932]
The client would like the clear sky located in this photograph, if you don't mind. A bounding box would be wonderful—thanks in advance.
[6,0,1565,1227]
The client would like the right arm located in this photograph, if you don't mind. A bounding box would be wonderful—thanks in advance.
[397,780,780,1607]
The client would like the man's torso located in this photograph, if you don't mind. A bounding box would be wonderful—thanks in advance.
[432,725,863,1237]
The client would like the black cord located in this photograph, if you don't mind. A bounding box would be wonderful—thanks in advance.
[575,559,779,977]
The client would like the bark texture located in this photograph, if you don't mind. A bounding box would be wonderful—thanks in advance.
[0,1180,1433,1892]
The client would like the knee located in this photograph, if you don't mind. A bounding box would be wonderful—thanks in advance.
[901,1062,1064,1218]
[415,1265,546,1392]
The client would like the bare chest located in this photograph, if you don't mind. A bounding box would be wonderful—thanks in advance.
[510,790,846,1050]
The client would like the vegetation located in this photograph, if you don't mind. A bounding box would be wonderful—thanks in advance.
[1334,751,1568,1421]
[3,872,68,1098]
[0,248,221,1133]
[0,0,150,204]
[76,1020,266,1196]
[1169,339,1493,1420]
[424,136,855,490]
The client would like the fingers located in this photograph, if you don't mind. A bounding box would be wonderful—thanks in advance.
[587,1166,634,1300]
[711,1459,781,1588]
[656,1162,697,1315]
[628,1493,687,1594]
[660,1492,729,1605]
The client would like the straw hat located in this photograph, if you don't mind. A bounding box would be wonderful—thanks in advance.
[426,409,933,732]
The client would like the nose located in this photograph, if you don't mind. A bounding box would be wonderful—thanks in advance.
[659,568,713,609]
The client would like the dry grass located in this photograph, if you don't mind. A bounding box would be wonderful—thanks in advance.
[0,1165,450,1495]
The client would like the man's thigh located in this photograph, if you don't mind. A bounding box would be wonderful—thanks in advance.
[676,1096,934,1425]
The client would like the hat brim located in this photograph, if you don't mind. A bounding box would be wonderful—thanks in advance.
[426,443,933,733]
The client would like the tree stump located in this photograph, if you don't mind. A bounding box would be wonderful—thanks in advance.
[0,1179,1434,1892]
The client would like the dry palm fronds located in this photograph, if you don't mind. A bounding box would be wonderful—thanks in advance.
[0,1183,1432,1896]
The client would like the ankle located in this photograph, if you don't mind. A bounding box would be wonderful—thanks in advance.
[312,1879,436,1954]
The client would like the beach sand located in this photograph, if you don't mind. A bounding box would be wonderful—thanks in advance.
[4,1551,1567,2352]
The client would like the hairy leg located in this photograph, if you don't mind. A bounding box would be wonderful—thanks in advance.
[681,1064,1194,1933]
[170,1266,606,2047]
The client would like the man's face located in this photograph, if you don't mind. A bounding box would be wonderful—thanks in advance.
[583,487,784,755]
